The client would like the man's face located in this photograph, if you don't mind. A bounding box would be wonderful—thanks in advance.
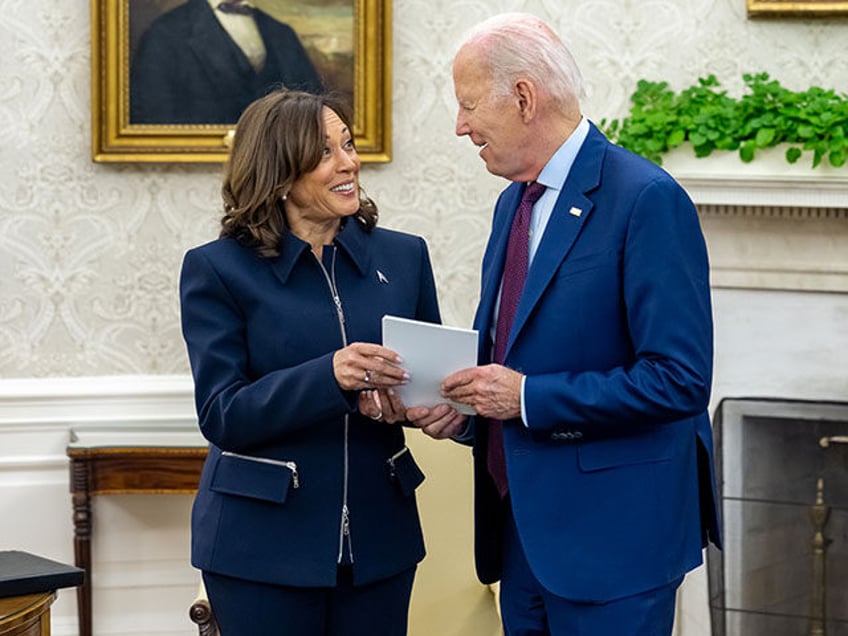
[453,47,528,180]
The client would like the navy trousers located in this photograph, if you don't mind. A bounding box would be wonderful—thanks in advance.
[203,565,416,636]
[500,500,682,636]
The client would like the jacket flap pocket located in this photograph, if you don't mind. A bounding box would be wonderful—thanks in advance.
[577,428,674,473]
[210,453,295,504]
[387,447,425,497]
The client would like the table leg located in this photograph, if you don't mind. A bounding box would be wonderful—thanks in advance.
[70,458,92,636]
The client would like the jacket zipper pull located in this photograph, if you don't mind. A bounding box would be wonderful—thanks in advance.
[342,505,351,536]
[333,294,345,324]
[386,446,408,479]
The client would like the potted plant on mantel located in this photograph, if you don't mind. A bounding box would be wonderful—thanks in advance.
[600,73,848,174]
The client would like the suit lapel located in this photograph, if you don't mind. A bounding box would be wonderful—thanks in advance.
[506,125,607,356]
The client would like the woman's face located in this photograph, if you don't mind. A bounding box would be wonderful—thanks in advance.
[286,107,361,225]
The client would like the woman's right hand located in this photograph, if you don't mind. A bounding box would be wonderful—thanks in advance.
[333,342,409,392]
[359,388,407,424]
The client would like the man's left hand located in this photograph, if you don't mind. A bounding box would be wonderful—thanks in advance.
[441,364,523,420]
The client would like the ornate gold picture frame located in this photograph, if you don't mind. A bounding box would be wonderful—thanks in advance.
[747,0,848,15]
[91,0,392,163]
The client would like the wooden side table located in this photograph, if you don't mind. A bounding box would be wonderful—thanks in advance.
[0,550,83,636]
[67,428,208,636]
[0,592,55,636]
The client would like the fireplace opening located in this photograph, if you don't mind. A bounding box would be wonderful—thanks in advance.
[708,398,848,636]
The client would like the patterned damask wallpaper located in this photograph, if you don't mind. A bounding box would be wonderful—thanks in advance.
[0,0,846,377]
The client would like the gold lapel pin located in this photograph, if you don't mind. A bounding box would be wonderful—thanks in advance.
[569,206,583,217]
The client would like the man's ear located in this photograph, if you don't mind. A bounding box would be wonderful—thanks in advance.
[514,79,537,123]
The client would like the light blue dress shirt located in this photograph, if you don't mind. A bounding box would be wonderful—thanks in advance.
[517,116,591,424]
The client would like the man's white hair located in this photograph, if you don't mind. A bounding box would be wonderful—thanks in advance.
[456,13,585,112]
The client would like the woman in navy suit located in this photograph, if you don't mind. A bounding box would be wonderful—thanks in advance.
[179,89,441,635]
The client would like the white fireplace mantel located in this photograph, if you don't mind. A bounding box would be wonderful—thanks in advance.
[650,146,848,294]
[661,146,848,208]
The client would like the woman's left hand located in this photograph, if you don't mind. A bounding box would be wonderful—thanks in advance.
[407,403,468,439]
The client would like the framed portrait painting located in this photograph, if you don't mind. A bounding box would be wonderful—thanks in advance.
[91,0,392,162]
[747,0,848,15]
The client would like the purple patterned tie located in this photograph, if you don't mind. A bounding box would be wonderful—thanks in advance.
[488,181,546,497]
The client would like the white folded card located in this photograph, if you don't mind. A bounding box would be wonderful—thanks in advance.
[382,315,478,415]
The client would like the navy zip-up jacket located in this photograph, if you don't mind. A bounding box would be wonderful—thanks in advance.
[180,218,440,587]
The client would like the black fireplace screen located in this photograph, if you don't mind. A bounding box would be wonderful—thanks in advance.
[708,398,848,636]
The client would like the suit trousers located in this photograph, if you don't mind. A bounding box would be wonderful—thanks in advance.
[203,565,416,636]
[500,499,682,636]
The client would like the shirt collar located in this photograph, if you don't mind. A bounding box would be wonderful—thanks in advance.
[537,116,590,192]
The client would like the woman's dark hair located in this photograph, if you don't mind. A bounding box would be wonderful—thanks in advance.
[220,89,377,257]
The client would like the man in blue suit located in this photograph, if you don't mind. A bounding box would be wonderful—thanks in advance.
[409,12,721,636]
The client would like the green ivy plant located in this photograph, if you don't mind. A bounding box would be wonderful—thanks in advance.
[600,73,848,168]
